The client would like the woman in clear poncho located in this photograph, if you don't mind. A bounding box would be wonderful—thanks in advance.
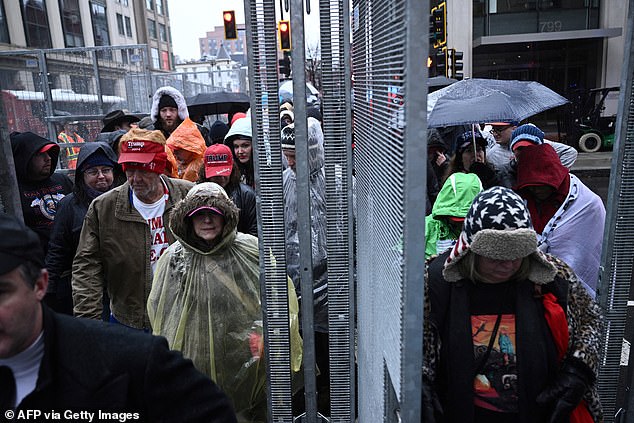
[148,182,302,423]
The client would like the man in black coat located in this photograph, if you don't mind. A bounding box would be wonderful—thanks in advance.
[0,212,237,422]
[9,132,73,255]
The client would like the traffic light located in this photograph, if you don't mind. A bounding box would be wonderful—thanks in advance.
[429,14,436,45]
[279,20,291,51]
[223,10,237,40]
[432,2,446,48]
[449,49,464,80]
[278,54,291,77]
[436,48,448,77]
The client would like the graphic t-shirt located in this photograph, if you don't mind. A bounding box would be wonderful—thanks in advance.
[469,281,518,416]
[132,187,169,274]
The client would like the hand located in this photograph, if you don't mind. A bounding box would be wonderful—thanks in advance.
[248,332,264,359]
[536,361,594,423]
[435,152,447,167]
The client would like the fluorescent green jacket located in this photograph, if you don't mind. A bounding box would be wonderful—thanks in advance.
[425,173,483,258]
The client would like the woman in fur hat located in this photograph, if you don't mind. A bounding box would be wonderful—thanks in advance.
[423,186,602,423]
[148,183,302,423]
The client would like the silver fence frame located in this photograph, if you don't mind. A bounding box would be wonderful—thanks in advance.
[597,3,634,422]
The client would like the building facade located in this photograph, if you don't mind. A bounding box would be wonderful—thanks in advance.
[441,0,628,119]
[132,0,173,70]
[0,0,172,72]
[198,24,247,61]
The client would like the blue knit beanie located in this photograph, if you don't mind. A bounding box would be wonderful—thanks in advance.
[81,150,115,172]
[510,124,544,151]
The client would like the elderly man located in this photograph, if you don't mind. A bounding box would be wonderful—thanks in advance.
[0,212,236,421]
[72,128,193,330]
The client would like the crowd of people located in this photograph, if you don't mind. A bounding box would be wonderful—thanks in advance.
[2,82,608,423]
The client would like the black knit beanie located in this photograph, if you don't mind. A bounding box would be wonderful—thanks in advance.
[158,94,178,110]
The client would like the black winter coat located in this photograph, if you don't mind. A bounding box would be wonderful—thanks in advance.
[45,142,120,314]
[10,132,73,254]
[228,182,258,236]
[18,307,237,423]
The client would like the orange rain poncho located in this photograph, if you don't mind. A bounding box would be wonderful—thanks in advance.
[166,117,206,182]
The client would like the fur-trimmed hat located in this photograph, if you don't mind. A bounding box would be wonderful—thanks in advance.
[150,86,189,122]
[510,124,544,152]
[443,186,556,284]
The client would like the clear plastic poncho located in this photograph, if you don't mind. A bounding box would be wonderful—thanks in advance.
[282,117,329,332]
[148,183,302,423]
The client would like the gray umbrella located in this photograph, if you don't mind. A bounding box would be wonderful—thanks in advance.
[427,78,569,128]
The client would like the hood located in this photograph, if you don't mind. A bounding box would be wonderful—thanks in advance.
[224,116,252,143]
[431,172,482,220]
[73,142,119,200]
[75,141,118,173]
[169,182,240,253]
[10,131,59,181]
[514,143,569,191]
[307,117,325,174]
[150,86,189,122]
[166,118,207,157]
[427,128,448,150]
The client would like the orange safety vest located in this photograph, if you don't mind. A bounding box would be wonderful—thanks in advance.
[57,131,85,170]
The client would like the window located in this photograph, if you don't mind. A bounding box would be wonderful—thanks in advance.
[156,0,163,15]
[90,1,111,58]
[146,0,153,11]
[147,19,157,39]
[151,47,159,68]
[161,50,169,70]
[0,1,10,44]
[21,0,52,48]
[116,13,125,36]
[59,0,84,47]
[159,23,167,42]
[124,16,132,37]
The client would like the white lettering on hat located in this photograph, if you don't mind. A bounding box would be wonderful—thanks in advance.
[126,141,146,150]
[206,153,229,163]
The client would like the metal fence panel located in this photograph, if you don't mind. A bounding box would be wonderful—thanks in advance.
[352,0,427,421]
[0,45,151,172]
[244,1,294,422]
[597,4,634,422]
[319,0,356,421]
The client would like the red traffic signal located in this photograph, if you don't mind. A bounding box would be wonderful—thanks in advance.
[279,20,291,51]
[223,10,237,40]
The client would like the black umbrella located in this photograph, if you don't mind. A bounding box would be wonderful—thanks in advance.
[427,78,569,128]
[186,91,250,116]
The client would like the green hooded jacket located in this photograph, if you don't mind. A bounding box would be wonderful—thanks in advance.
[424,173,482,258]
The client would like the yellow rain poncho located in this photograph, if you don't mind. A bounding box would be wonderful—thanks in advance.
[148,183,302,423]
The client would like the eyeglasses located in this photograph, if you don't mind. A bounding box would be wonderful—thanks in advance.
[490,126,512,135]
[85,167,113,177]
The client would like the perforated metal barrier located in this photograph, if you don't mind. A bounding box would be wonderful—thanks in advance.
[244,1,295,422]
[319,0,356,421]
[352,0,427,422]
[597,4,634,422]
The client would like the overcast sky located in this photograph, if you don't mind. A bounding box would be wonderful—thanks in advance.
[167,0,320,61]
